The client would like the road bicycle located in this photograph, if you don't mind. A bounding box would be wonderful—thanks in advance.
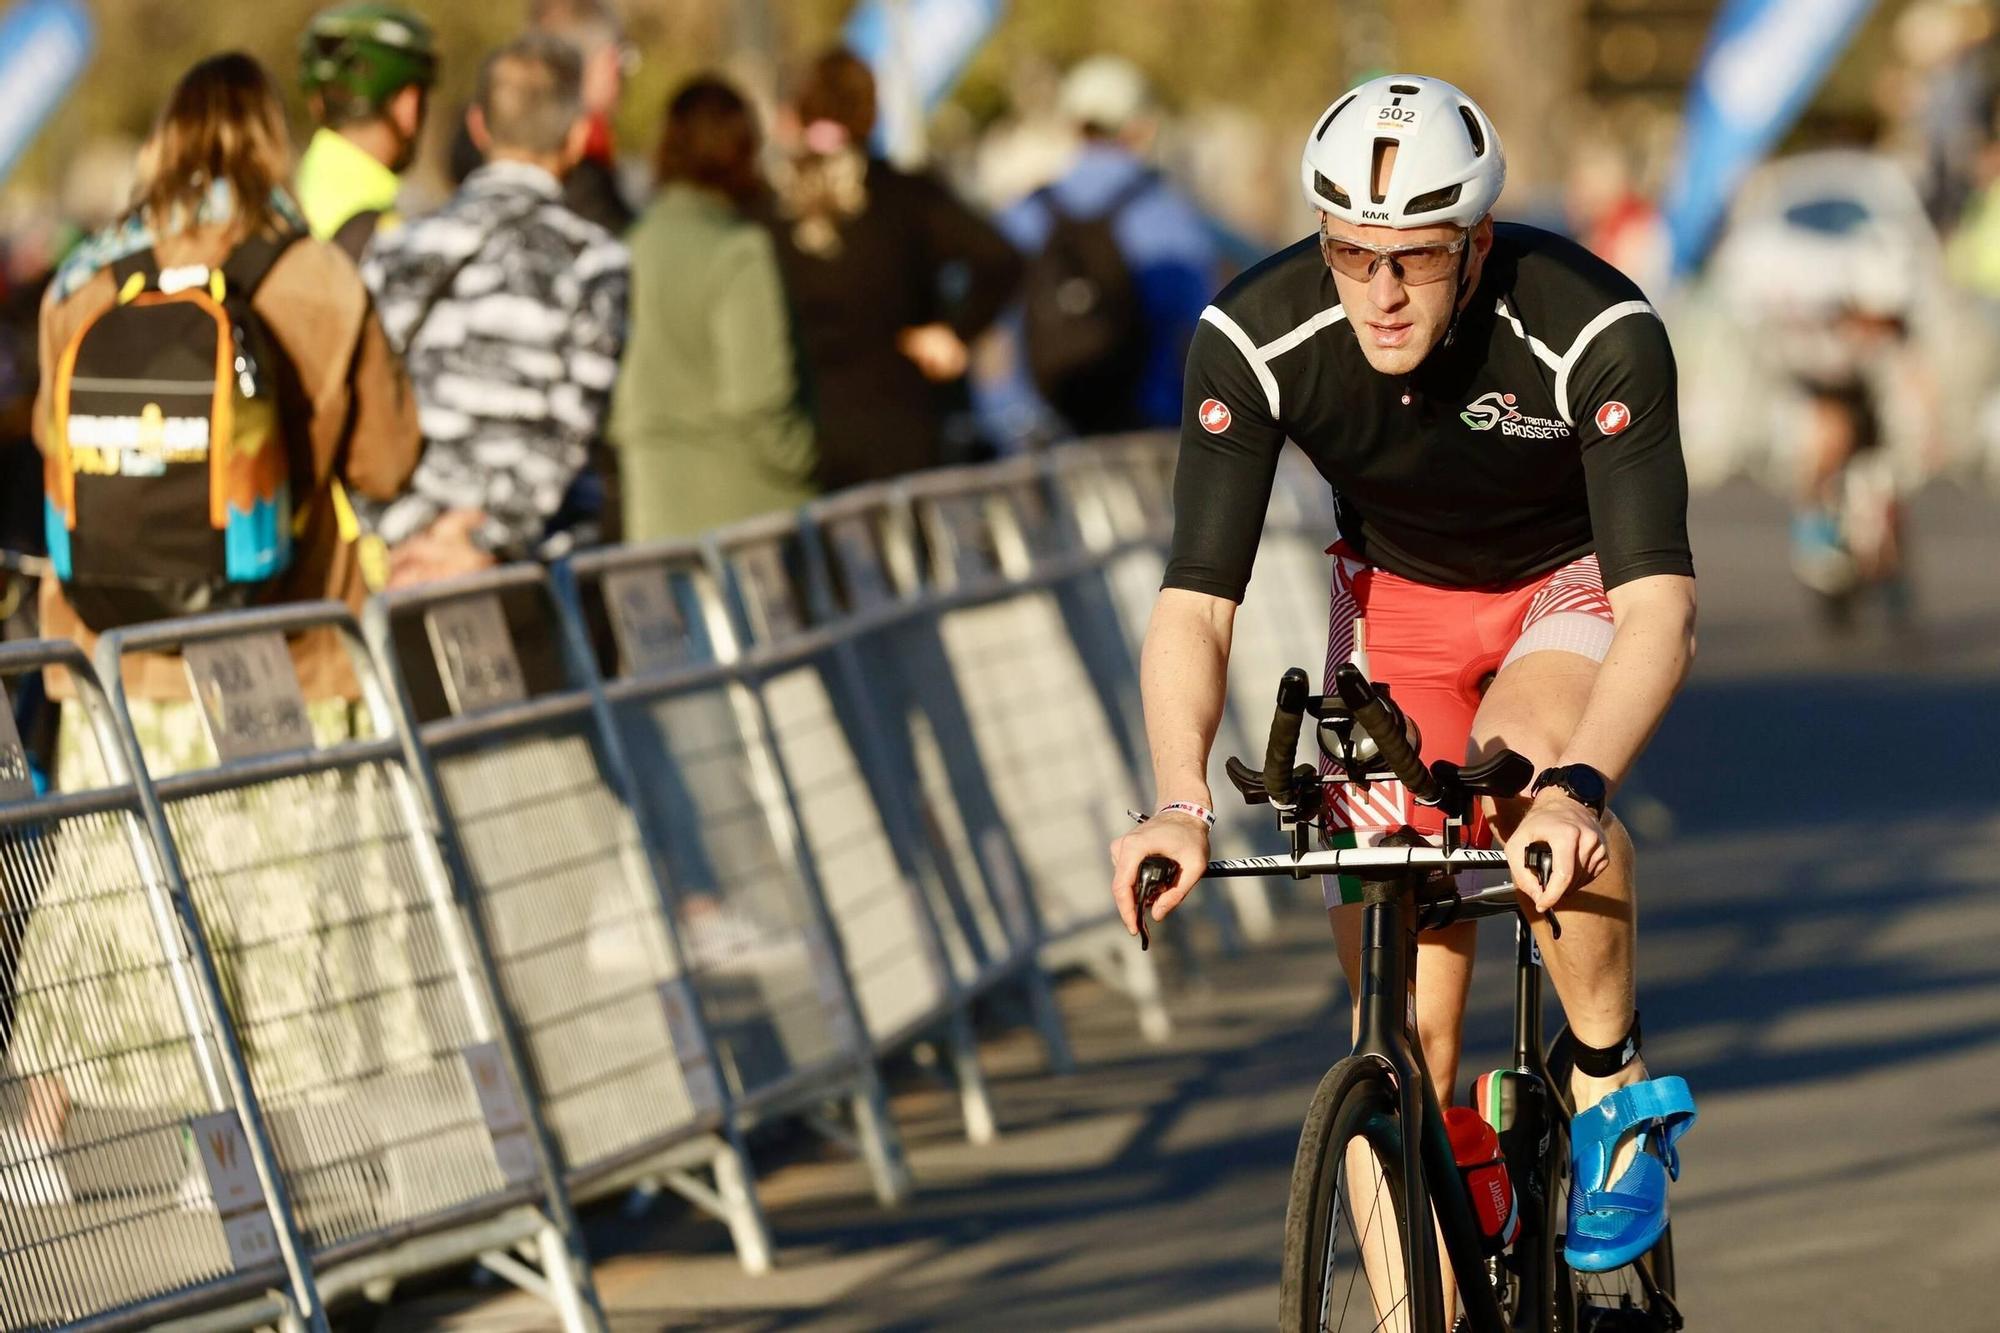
[1135,663,1681,1332]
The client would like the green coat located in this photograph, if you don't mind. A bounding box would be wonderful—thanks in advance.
[611,184,817,541]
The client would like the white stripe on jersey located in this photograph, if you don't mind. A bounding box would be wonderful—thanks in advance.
[1200,304,1348,418]
[1554,300,1657,426]
[1199,305,1282,416]
[1492,297,1563,372]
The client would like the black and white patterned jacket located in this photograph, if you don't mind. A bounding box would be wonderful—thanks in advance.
[362,160,629,558]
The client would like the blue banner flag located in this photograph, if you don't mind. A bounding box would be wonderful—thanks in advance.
[1660,0,1878,276]
[0,0,94,184]
[844,0,1005,162]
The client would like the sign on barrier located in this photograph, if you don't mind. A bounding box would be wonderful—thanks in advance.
[603,564,690,676]
[184,633,314,760]
[0,677,33,800]
[188,1110,285,1270]
[426,593,528,714]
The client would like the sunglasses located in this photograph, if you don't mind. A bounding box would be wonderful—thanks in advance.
[1319,229,1469,285]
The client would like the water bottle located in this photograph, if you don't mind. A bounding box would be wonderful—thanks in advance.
[1444,1105,1520,1254]
[1472,1067,1549,1216]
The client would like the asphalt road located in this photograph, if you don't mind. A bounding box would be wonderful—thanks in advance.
[383,479,2000,1332]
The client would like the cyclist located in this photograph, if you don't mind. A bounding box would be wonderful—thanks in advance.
[296,2,439,259]
[1108,74,1697,1275]
[1718,197,1937,626]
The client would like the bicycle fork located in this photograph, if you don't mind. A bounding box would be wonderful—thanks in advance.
[1352,873,1507,1332]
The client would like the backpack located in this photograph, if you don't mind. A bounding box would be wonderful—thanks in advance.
[44,232,305,631]
[1021,171,1158,435]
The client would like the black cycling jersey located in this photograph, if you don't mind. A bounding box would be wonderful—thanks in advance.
[1163,223,1693,598]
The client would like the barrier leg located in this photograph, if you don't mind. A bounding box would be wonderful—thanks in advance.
[1223,877,1277,944]
[947,1008,999,1145]
[1024,962,1076,1075]
[850,1074,914,1206]
[714,1131,775,1275]
[536,1216,606,1333]
[1121,942,1173,1044]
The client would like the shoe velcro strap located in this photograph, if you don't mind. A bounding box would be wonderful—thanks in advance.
[1573,1076,1698,1193]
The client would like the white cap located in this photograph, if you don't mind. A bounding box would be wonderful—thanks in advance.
[1300,73,1505,230]
[1059,55,1150,133]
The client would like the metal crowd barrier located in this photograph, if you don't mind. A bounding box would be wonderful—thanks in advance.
[94,604,606,1331]
[1,432,1352,1329]
[889,460,1171,1042]
[361,567,774,1273]
[1224,448,1343,765]
[1043,438,1281,945]
[796,489,1059,1018]
[0,641,318,1331]
[563,544,914,1206]
[795,483,1077,1072]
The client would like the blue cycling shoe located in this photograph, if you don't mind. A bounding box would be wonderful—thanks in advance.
[1564,1076,1696,1273]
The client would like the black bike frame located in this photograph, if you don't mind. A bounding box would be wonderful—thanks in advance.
[1349,865,1556,1333]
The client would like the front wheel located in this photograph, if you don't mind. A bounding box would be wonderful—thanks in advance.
[1279,1056,1434,1333]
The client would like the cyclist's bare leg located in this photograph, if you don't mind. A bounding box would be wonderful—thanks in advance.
[1471,651,1649,1170]
[1799,392,1859,511]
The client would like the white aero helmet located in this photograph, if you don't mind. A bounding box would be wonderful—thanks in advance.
[1301,74,1505,229]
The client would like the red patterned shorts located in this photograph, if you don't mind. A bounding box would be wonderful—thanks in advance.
[1320,543,1614,855]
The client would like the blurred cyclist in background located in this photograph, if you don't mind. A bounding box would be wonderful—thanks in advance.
[296,2,439,259]
[1716,156,1944,629]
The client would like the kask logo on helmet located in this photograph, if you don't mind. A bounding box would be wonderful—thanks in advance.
[1198,399,1232,433]
[1459,391,1568,439]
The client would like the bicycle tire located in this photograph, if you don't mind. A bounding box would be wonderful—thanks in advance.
[1545,1027,1679,1332]
[1279,1055,1433,1333]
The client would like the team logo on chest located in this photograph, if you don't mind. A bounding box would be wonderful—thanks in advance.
[1459,390,1569,440]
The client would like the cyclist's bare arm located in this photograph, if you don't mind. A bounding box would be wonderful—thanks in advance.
[1110,588,1236,934]
[1503,572,1696,902]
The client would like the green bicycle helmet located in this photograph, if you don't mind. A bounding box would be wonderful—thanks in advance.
[300,3,438,113]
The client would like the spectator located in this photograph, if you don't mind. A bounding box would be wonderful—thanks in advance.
[295,2,439,259]
[450,0,635,235]
[9,53,420,1202]
[768,48,1022,491]
[986,55,1222,442]
[612,77,815,540]
[364,34,630,583]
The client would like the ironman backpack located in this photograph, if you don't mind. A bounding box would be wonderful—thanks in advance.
[44,231,305,631]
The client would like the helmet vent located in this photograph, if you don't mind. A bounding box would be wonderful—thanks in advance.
[1405,184,1463,215]
[1389,83,1421,95]
[1458,106,1486,156]
[1312,171,1351,209]
[1315,93,1357,142]
[1370,139,1397,205]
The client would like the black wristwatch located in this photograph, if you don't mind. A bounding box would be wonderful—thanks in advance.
[1531,764,1609,817]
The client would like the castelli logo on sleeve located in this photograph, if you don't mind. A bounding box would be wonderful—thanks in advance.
[1595,401,1633,435]
[1198,398,1232,433]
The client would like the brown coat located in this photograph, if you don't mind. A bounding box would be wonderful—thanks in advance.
[35,224,421,702]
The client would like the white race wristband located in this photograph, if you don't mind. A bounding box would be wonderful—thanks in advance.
[1154,801,1216,829]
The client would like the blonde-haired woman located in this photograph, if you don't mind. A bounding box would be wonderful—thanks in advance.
[768,48,1022,491]
[1,52,419,1207]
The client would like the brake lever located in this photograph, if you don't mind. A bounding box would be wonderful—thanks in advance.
[1134,855,1179,950]
[1524,842,1562,940]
